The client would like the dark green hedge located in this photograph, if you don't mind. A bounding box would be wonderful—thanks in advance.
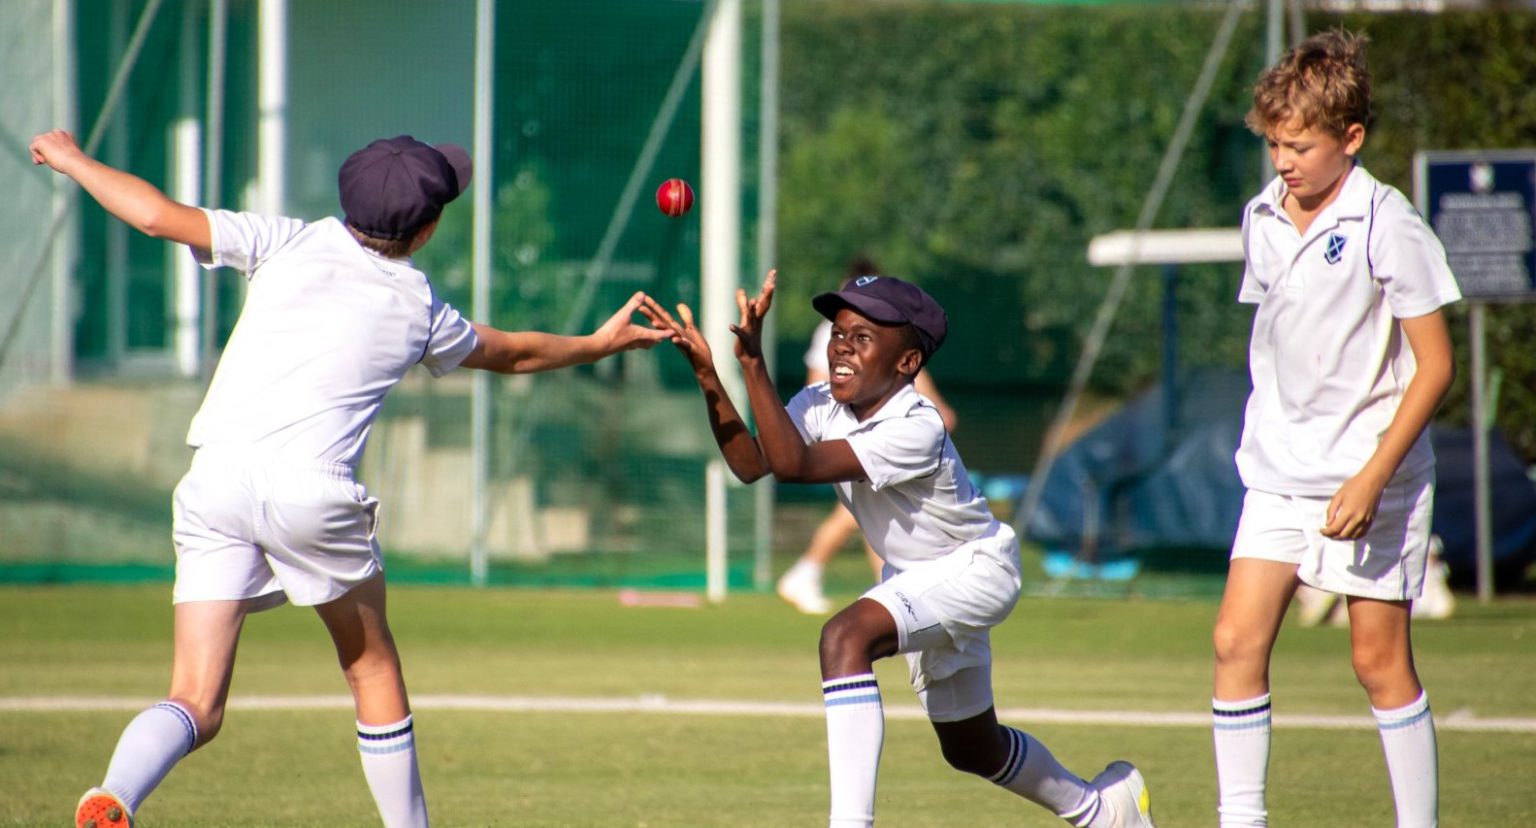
[775,3,1536,460]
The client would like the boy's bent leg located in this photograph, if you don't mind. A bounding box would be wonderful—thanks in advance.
[819,599,899,828]
[930,686,1149,828]
[1348,598,1437,828]
[1212,558,1297,828]
[315,574,426,828]
[81,599,248,824]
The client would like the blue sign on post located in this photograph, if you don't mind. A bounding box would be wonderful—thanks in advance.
[1414,150,1536,603]
[1415,150,1536,300]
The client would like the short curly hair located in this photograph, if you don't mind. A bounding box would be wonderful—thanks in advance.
[1246,29,1372,140]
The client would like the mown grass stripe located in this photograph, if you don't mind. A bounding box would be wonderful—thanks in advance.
[3,694,1532,733]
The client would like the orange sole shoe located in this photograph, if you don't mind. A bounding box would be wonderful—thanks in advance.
[75,787,133,828]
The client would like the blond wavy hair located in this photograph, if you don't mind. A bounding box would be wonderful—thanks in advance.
[1246,29,1372,139]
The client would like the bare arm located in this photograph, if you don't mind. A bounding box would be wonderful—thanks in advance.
[459,291,672,375]
[731,271,866,485]
[640,297,770,482]
[30,129,211,250]
[1322,308,1455,539]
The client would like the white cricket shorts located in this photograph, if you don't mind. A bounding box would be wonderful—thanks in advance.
[171,448,383,607]
[1230,474,1435,601]
[864,524,1022,722]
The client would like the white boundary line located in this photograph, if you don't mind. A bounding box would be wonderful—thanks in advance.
[2,695,1534,734]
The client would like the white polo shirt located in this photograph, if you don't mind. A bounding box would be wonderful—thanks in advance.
[1235,165,1461,496]
[187,210,478,467]
[785,382,997,570]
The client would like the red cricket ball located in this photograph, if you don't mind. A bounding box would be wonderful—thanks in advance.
[656,178,694,217]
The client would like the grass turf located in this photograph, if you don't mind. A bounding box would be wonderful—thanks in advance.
[2,584,1533,826]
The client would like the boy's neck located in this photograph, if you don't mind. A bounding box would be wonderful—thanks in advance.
[1283,162,1356,233]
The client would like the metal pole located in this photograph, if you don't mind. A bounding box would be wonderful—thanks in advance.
[703,0,742,603]
[257,0,287,215]
[1162,264,1178,436]
[201,0,228,384]
[1261,0,1282,184]
[52,0,79,385]
[470,0,496,586]
[1470,304,1494,602]
[173,3,202,378]
[753,0,781,592]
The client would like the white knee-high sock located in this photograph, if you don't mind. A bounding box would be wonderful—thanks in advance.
[1213,693,1271,827]
[1374,691,1437,828]
[823,674,883,828]
[989,727,1104,827]
[358,715,429,828]
[101,701,199,814]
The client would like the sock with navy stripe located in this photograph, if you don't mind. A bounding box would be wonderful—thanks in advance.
[989,727,1104,827]
[1374,690,1437,827]
[357,714,428,828]
[100,700,199,815]
[1213,693,1271,827]
[823,673,883,828]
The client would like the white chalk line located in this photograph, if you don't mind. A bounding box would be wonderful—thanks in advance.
[2,695,1533,733]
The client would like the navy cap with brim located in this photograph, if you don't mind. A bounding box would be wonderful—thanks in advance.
[811,275,948,359]
[339,136,473,241]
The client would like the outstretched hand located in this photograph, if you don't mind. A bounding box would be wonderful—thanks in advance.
[729,269,777,360]
[640,295,715,376]
[29,129,87,175]
[594,292,677,354]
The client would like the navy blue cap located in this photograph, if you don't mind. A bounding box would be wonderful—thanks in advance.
[338,136,472,241]
[812,274,949,360]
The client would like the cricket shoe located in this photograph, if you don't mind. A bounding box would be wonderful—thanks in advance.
[76,787,133,828]
[776,567,832,615]
[1091,760,1155,828]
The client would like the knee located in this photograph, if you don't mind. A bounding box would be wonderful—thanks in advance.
[819,614,874,664]
[939,739,1000,777]
[1350,645,1411,695]
[1212,618,1255,667]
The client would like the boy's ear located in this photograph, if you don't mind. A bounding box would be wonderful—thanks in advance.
[1342,122,1366,157]
[897,348,925,378]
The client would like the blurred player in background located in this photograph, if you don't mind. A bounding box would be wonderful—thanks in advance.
[777,256,957,614]
[1210,30,1460,828]
[31,129,669,828]
[646,272,1155,828]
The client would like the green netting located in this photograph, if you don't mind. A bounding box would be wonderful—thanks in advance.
[5,1,1534,597]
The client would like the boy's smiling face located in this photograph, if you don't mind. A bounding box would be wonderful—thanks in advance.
[827,307,925,421]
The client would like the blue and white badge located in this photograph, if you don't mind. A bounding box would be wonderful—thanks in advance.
[1324,232,1348,265]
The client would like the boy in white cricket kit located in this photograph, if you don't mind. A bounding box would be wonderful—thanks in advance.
[1210,31,1460,828]
[643,272,1155,827]
[776,255,958,615]
[30,129,670,828]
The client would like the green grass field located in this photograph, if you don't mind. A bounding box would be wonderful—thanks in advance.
[3,584,1534,826]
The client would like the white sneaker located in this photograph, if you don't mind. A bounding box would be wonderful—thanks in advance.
[776,565,832,614]
[1091,760,1155,828]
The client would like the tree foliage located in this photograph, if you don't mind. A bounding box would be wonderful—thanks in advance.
[776,3,1536,460]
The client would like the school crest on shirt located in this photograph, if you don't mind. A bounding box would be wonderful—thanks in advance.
[1324,232,1347,265]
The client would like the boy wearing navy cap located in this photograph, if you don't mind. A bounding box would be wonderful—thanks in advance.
[644,272,1155,828]
[31,128,669,828]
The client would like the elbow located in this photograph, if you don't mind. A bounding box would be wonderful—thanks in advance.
[769,460,816,485]
[136,206,176,240]
[732,467,769,485]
